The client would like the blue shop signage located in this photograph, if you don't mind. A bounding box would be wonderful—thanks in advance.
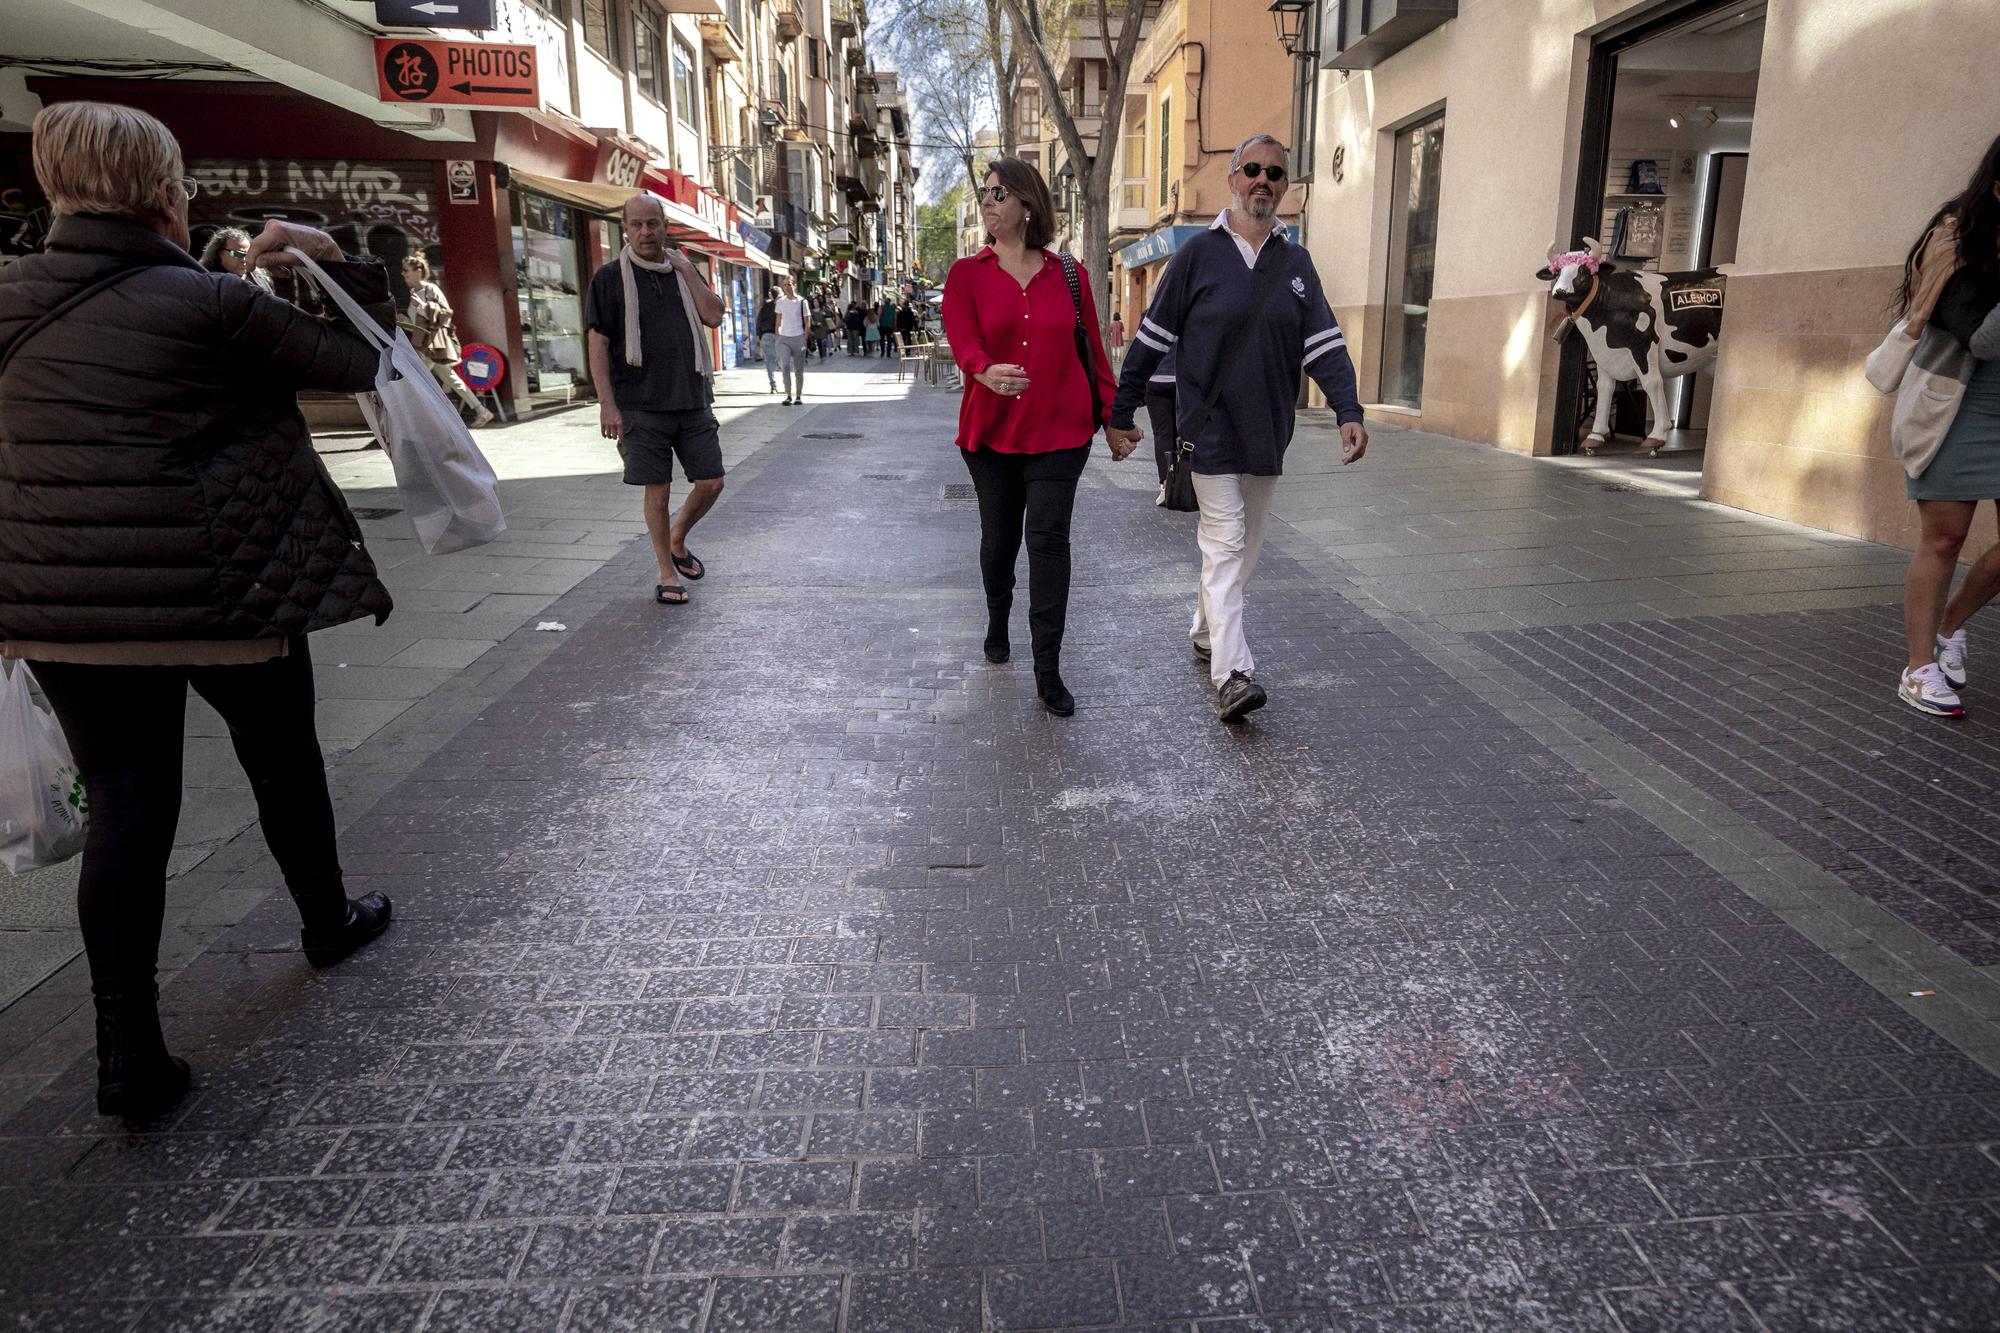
[1116,224,1202,270]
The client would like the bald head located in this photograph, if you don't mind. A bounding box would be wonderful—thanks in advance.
[623,193,667,260]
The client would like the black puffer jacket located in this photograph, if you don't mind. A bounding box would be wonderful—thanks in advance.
[0,215,394,643]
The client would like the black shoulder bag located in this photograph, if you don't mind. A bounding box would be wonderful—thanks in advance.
[0,264,151,382]
[1055,253,1104,436]
[1160,257,1282,513]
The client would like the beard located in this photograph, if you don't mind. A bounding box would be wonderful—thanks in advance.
[1241,190,1277,222]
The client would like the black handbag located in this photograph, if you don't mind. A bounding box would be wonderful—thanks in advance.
[1159,259,1279,513]
[1055,253,1104,433]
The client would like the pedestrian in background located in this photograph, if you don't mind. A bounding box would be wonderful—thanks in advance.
[845,300,865,355]
[897,297,919,350]
[400,255,493,427]
[1109,312,1125,363]
[1107,134,1367,725]
[755,288,780,393]
[0,102,397,1122]
[197,225,273,293]
[877,296,898,357]
[584,194,727,606]
[942,155,1124,718]
[773,275,810,405]
[1895,132,2000,718]
[813,295,836,359]
[862,301,880,356]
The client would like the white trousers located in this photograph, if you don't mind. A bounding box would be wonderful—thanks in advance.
[1190,472,1278,688]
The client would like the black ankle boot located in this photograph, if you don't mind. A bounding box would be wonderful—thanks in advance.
[984,606,1011,663]
[1036,667,1075,717]
[301,892,394,967]
[95,990,191,1121]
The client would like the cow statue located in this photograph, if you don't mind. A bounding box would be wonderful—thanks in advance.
[1537,238,1726,456]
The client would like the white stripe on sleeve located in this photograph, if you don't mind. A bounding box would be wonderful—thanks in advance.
[1140,316,1178,345]
[1134,327,1172,353]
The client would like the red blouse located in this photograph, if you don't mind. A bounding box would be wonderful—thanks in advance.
[941,247,1118,454]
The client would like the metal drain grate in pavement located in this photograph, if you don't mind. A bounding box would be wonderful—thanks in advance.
[862,473,909,481]
[801,431,863,439]
[942,484,976,500]
[349,507,403,520]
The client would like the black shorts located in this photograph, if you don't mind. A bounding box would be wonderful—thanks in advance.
[619,408,724,485]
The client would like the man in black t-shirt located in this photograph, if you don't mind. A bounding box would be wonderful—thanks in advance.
[584,194,727,605]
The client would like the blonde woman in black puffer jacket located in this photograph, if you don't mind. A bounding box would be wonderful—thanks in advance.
[0,101,398,1123]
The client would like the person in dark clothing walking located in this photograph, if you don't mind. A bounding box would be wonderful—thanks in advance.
[844,301,866,355]
[878,297,899,357]
[1108,134,1368,724]
[897,298,919,348]
[585,194,728,605]
[942,156,1127,717]
[0,102,397,1122]
[755,291,780,392]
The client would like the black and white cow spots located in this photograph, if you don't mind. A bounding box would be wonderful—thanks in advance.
[1537,246,1727,451]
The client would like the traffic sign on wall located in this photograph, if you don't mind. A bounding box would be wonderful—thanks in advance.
[376,38,538,108]
[375,0,497,28]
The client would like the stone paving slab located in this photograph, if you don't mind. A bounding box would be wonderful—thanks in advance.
[1479,606,2000,972]
[4,363,1999,1329]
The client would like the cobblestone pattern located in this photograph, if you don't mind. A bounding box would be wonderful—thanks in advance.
[1480,606,2000,967]
[4,391,2000,1330]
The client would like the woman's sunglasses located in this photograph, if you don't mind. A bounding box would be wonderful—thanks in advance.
[1238,163,1287,183]
[977,186,1011,204]
[227,249,248,260]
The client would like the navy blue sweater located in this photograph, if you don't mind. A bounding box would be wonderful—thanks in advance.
[1112,222,1362,476]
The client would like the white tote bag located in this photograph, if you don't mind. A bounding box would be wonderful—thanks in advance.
[289,248,505,554]
[0,661,87,875]
[1864,321,1918,394]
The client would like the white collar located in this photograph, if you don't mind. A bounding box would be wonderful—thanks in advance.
[1211,208,1289,244]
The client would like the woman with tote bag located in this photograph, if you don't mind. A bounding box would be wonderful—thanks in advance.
[0,102,397,1121]
[1892,133,2000,718]
[401,255,493,426]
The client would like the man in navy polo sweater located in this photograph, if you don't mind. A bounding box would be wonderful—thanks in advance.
[1107,134,1368,723]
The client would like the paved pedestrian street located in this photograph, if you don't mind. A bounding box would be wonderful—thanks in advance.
[5,360,2000,1331]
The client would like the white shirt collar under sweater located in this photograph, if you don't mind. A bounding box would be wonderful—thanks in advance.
[1210,209,1290,268]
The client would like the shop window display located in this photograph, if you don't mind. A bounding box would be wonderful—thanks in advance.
[513,192,587,394]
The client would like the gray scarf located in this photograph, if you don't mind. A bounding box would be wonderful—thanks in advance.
[618,245,713,379]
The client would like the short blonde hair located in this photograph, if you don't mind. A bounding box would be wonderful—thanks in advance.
[32,101,183,219]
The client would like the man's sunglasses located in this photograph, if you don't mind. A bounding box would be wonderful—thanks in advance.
[977,186,1011,204]
[1238,162,1287,183]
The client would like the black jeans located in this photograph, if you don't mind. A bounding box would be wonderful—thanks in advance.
[31,640,347,997]
[1145,383,1179,484]
[961,444,1091,670]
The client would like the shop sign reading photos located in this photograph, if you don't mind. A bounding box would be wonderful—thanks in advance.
[376,38,539,107]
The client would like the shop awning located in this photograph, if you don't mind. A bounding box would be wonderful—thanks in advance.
[508,170,640,217]
[508,170,726,249]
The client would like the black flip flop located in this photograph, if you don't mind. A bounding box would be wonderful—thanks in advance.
[654,583,689,605]
[672,550,705,581]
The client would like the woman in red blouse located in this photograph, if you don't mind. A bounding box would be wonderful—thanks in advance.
[941,157,1126,717]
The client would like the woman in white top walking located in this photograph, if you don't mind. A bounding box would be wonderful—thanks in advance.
[774,276,810,405]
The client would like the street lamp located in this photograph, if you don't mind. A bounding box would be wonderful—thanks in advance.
[1268,0,1315,57]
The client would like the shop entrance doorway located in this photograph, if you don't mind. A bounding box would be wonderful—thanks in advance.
[1552,0,1765,471]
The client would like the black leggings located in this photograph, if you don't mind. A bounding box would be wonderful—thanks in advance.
[31,640,348,997]
[961,444,1090,670]
[1145,383,1178,484]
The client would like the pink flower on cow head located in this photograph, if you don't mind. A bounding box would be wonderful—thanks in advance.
[1550,251,1602,275]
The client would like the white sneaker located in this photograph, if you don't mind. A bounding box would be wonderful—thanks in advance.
[1937,630,1968,690]
[1155,481,1168,508]
[1899,663,1966,718]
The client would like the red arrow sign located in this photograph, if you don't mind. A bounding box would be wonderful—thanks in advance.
[375,39,539,108]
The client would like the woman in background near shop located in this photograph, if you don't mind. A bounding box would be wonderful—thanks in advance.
[401,255,493,427]
[198,226,274,293]
[1896,132,2000,718]
[941,156,1127,718]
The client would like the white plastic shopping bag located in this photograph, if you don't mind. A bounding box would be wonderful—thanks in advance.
[0,661,87,874]
[288,248,505,555]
